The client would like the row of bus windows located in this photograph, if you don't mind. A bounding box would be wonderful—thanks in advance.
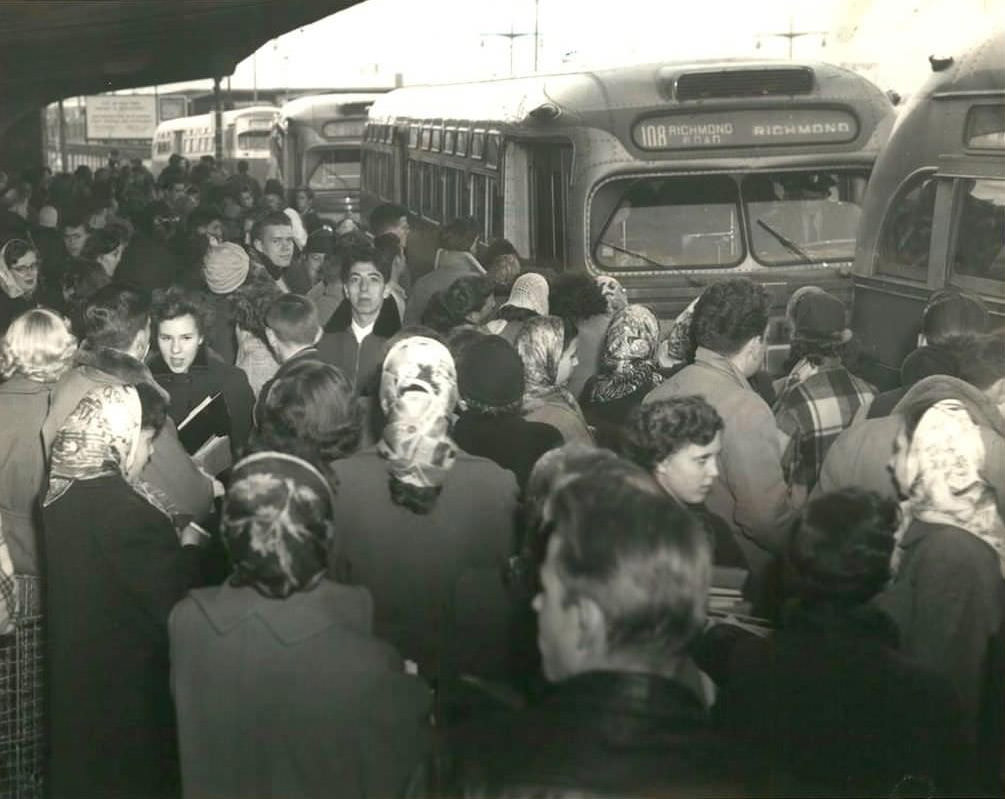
[363,123,500,167]
[408,159,502,240]
[876,173,1005,285]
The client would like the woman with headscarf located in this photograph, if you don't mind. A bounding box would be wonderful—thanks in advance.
[327,336,518,683]
[879,392,1005,792]
[595,274,628,315]
[485,272,549,345]
[42,383,194,799]
[0,308,77,575]
[515,315,594,446]
[580,304,664,449]
[0,238,42,335]
[169,452,431,799]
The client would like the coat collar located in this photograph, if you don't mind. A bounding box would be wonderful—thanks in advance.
[189,579,374,644]
[693,346,750,390]
[74,341,169,401]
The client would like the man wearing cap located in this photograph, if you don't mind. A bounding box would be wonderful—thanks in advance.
[453,334,563,491]
[201,242,251,364]
[773,287,875,497]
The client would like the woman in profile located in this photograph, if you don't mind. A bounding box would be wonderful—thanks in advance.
[42,383,192,799]
[170,451,431,799]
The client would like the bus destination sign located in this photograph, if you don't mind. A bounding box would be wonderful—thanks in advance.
[633,109,858,150]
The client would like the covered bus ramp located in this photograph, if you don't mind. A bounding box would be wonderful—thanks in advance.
[0,0,363,173]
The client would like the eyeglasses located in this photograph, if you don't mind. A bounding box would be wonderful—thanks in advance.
[9,260,38,275]
[1,238,38,271]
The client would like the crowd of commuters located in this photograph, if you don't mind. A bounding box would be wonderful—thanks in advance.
[0,155,1002,799]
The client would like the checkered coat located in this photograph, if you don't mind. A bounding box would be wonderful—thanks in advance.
[774,360,875,495]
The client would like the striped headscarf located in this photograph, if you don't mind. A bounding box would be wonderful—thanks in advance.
[516,315,579,413]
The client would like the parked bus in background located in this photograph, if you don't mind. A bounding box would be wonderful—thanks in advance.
[361,60,894,368]
[851,31,1004,389]
[150,106,279,181]
[270,93,382,222]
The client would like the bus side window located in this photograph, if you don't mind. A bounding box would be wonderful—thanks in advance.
[876,172,937,278]
[951,178,1005,284]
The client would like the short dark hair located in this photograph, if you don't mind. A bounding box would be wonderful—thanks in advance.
[784,489,899,604]
[339,242,388,283]
[439,217,479,251]
[135,381,168,436]
[369,203,408,235]
[80,227,122,260]
[548,461,711,662]
[692,278,769,356]
[483,237,518,263]
[421,276,494,334]
[186,205,222,232]
[549,272,608,322]
[265,294,319,347]
[251,359,360,480]
[956,330,1005,391]
[250,211,292,246]
[622,396,724,471]
[83,285,151,351]
[236,160,249,173]
[230,278,284,343]
[921,288,989,348]
[151,286,214,338]
[59,208,89,232]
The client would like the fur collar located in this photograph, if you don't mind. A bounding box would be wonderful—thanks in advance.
[74,341,169,400]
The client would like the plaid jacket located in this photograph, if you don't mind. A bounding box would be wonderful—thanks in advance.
[774,361,875,494]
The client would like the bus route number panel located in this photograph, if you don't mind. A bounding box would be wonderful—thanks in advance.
[633,109,859,150]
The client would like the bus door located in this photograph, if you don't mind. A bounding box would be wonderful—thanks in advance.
[528,143,572,267]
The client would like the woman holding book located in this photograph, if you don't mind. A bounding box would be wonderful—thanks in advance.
[149,286,255,462]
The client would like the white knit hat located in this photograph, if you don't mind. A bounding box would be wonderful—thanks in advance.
[203,242,250,295]
[502,273,549,316]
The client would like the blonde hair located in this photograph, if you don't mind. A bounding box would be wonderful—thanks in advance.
[0,308,78,382]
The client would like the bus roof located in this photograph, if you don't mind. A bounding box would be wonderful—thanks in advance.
[918,30,1005,99]
[367,59,888,128]
[280,93,384,121]
[154,105,278,134]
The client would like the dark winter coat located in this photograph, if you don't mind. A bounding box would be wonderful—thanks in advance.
[42,474,194,799]
[316,297,400,391]
[452,411,563,492]
[448,670,748,798]
[116,234,182,294]
[149,346,255,458]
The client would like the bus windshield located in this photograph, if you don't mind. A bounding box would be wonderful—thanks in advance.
[593,169,867,269]
[306,147,361,191]
[237,130,271,152]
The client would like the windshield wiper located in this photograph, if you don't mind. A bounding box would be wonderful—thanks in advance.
[756,219,814,263]
[597,240,665,269]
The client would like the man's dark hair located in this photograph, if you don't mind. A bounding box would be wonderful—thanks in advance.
[236,160,249,174]
[483,237,518,264]
[186,205,222,232]
[549,272,608,322]
[83,285,151,351]
[439,217,480,252]
[372,233,400,276]
[622,396,724,471]
[784,489,899,604]
[59,207,89,232]
[265,294,319,347]
[80,228,122,260]
[547,461,711,663]
[151,286,214,338]
[692,278,769,356]
[921,288,989,348]
[135,381,168,436]
[339,242,388,283]
[250,211,292,246]
[369,203,408,235]
[956,330,1005,392]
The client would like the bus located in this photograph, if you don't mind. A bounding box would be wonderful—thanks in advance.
[270,93,383,221]
[361,59,894,367]
[850,31,1005,389]
[150,105,279,181]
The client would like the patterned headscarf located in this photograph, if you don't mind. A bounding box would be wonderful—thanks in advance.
[377,337,459,491]
[223,451,337,599]
[586,304,664,403]
[900,399,1005,573]
[44,384,143,506]
[595,275,628,314]
[516,315,580,413]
